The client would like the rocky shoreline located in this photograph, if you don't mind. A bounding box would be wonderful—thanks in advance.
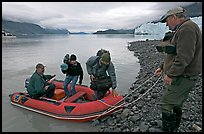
[92,39,202,132]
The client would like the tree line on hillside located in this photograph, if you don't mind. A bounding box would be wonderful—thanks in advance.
[2,20,69,35]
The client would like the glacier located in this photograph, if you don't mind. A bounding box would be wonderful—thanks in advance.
[134,16,202,39]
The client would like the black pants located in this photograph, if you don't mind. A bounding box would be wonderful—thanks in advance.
[94,88,110,100]
[32,84,55,99]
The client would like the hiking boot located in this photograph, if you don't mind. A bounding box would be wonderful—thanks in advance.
[162,112,177,132]
[173,107,182,131]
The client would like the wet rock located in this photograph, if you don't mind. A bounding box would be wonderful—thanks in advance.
[130,114,142,123]
[151,93,158,99]
[112,127,121,132]
[139,122,149,132]
[103,127,112,132]
[91,119,100,126]
[150,120,157,126]
[149,127,163,132]
[121,108,130,117]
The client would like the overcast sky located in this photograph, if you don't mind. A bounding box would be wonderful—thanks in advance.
[2,2,195,33]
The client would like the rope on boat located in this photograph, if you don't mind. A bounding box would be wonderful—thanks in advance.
[94,74,162,121]
[123,75,162,107]
[98,74,162,107]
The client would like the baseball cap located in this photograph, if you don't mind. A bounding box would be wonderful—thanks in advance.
[101,53,111,63]
[160,7,185,23]
[36,63,46,69]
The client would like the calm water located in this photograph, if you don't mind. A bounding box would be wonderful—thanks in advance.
[2,34,160,132]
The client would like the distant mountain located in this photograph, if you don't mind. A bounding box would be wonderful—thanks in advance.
[2,19,69,35]
[93,29,135,34]
[43,28,69,34]
[183,2,202,17]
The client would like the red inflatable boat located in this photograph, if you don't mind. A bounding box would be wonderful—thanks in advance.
[9,80,124,122]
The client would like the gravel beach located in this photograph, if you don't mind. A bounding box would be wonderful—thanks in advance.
[92,39,202,132]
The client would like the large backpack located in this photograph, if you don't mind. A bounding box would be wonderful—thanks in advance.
[96,49,110,57]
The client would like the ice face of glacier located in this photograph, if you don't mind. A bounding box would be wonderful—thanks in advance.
[134,16,202,39]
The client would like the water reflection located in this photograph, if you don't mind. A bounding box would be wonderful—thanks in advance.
[21,109,52,132]
[96,34,135,38]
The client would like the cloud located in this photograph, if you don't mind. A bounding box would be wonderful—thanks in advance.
[2,2,195,32]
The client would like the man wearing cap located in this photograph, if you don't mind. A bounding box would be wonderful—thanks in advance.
[27,63,56,99]
[154,7,202,132]
[86,52,118,100]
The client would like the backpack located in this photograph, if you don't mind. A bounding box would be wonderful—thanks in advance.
[96,49,110,57]
[90,49,112,91]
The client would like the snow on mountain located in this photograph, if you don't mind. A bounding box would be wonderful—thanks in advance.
[191,16,202,30]
[134,16,202,39]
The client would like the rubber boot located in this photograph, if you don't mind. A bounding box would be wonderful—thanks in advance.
[162,112,177,132]
[173,107,182,131]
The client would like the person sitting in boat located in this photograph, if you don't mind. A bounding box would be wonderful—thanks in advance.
[60,54,83,98]
[27,63,56,99]
[86,51,118,100]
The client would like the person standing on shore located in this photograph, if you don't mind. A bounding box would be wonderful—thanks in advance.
[154,7,202,132]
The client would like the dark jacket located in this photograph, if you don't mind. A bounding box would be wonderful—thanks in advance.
[27,71,53,96]
[62,61,83,83]
[86,56,117,89]
[163,19,202,77]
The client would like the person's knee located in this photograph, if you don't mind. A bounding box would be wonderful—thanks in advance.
[63,83,68,89]
[70,85,76,91]
[159,103,174,113]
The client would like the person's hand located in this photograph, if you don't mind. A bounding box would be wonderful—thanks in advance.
[154,68,162,76]
[163,75,173,85]
[112,89,118,97]
[90,75,96,81]
[44,85,49,90]
[49,75,56,83]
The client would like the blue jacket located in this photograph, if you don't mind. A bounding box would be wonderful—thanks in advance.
[86,56,117,89]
